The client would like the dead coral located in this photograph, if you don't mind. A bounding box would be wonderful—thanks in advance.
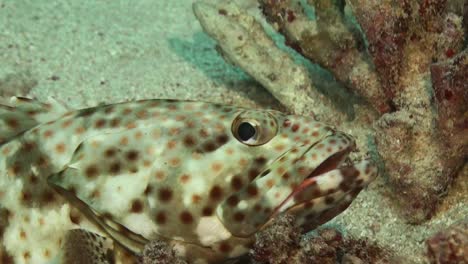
[250,214,395,264]
[426,221,468,264]
[194,0,467,224]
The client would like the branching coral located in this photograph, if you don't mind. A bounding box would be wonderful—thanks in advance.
[193,0,467,225]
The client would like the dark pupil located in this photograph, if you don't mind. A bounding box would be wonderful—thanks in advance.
[238,122,256,141]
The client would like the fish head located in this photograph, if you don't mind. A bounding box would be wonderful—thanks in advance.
[215,109,378,238]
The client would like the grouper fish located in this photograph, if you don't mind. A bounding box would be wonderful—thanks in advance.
[0,97,377,263]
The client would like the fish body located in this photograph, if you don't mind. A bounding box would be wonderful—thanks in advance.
[0,98,377,263]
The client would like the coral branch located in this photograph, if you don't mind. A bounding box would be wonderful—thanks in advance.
[193,1,342,121]
[431,49,468,153]
[260,0,390,113]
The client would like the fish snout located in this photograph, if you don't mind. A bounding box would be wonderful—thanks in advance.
[216,131,377,237]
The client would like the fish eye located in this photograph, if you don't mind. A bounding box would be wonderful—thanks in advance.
[232,111,278,146]
[237,122,257,141]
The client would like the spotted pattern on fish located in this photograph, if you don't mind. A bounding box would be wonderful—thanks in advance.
[0,98,378,263]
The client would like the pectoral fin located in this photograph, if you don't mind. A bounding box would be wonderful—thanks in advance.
[48,175,149,255]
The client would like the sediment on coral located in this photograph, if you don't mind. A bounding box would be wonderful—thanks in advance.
[194,0,467,224]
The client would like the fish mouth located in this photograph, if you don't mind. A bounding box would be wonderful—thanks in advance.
[271,137,356,215]
[306,147,353,179]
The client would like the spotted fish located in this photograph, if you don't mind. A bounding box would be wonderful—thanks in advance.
[0,97,377,263]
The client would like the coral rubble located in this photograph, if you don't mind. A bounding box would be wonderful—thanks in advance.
[194,0,467,225]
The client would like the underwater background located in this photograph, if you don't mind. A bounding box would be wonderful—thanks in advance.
[0,0,466,263]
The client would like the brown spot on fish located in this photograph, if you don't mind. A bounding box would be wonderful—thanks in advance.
[211,162,223,172]
[209,185,223,201]
[158,188,173,202]
[61,119,73,128]
[43,130,54,138]
[41,190,55,203]
[110,118,121,127]
[136,110,147,119]
[192,194,202,204]
[109,162,121,174]
[91,190,100,198]
[122,108,132,115]
[216,134,229,145]
[130,199,143,213]
[169,157,181,167]
[180,211,193,224]
[75,126,85,134]
[231,176,243,191]
[55,142,66,153]
[94,119,106,128]
[248,168,260,181]
[85,165,99,178]
[180,174,190,184]
[104,148,117,158]
[77,108,96,117]
[266,179,275,189]
[291,124,300,132]
[154,170,166,181]
[167,140,177,150]
[233,212,245,222]
[247,185,258,197]
[126,122,137,129]
[10,161,22,176]
[183,135,196,147]
[125,150,139,161]
[202,142,216,152]
[69,209,81,225]
[22,142,36,152]
[144,185,153,195]
[226,195,239,207]
[120,136,129,145]
[20,230,26,240]
[155,211,167,224]
[133,131,143,140]
[325,196,335,205]
[219,242,231,253]
[169,127,180,136]
[202,206,213,216]
[6,118,19,129]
